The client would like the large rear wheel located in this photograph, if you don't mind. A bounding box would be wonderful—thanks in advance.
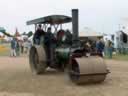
[29,46,46,74]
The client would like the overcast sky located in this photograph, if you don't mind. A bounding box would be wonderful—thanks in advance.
[0,0,128,34]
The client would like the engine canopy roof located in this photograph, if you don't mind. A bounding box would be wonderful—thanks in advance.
[26,15,72,25]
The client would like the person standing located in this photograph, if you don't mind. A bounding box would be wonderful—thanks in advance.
[104,38,109,57]
[108,40,113,59]
[15,39,20,56]
[10,37,17,57]
[33,24,45,45]
[96,38,105,57]
[44,27,55,67]
[84,41,91,56]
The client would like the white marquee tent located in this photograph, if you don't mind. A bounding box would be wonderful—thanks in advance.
[79,27,103,37]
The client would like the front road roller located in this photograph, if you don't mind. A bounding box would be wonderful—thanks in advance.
[69,56,109,84]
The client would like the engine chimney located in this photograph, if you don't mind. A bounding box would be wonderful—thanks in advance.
[72,9,79,41]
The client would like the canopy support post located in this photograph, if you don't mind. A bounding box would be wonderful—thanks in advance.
[53,24,59,33]
[35,24,37,32]
[60,24,62,29]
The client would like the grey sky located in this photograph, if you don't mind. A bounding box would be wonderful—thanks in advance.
[0,0,128,34]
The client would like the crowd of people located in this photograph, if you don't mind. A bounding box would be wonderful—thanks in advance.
[84,37,114,58]
[33,24,72,46]
[10,37,32,57]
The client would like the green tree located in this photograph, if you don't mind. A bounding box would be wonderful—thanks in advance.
[27,31,33,37]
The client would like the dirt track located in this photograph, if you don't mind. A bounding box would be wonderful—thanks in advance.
[0,56,128,96]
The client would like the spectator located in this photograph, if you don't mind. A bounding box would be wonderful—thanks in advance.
[15,39,20,56]
[96,38,105,57]
[18,40,24,54]
[84,41,91,56]
[10,37,17,57]
[23,39,29,54]
[104,38,109,56]
[108,40,113,59]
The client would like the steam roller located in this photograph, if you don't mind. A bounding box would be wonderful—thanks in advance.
[26,9,110,85]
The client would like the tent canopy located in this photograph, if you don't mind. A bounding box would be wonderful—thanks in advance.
[79,27,103,37]
[121,29,128,35]
[0,27,6,32]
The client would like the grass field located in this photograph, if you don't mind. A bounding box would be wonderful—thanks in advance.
[0,43,128,61]
[0,43,10,56]
[112,54,128,61]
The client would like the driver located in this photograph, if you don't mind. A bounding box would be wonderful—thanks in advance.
[44,27,56,66]
[33,24,45,45]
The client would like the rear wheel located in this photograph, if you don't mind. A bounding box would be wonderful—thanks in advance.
[29,47,46,74]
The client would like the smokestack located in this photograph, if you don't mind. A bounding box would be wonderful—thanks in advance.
[72,9,79,41]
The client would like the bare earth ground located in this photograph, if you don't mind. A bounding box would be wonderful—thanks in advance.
[0,56,128,96]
